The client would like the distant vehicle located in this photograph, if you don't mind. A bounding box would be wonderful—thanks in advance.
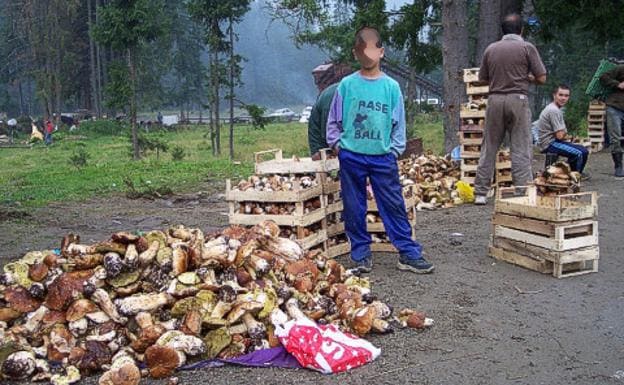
[299,106,313,123]
[267,108,298,122]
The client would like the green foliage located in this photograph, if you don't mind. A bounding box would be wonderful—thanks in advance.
[135,131,169,159]
[68,147,91,169]
[80,120,126,136]
[171,146,187,161]
[103,60,132,111]
[93,0,169,51]
[243,104,268,130]
[122,175,173,199]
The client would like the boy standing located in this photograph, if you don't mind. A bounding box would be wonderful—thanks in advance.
[326,26,434,274]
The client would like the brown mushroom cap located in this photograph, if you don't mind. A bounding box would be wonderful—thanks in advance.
[406,312,428,329]
[145,345,180,379]
[78,341,112,375]
[66,299,98,322]
[0,307,21,322]
[110,362,141,385]
[5,287,41,313]
[28,263,49,282]
[45,270,93,311]
[130,324,166,353]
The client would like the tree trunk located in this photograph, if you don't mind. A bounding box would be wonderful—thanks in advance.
[87,0,100,118]
[209,50,217,155]
[405,66,417,129]
[214,52,221,156]
[475,0,501,65]
[228,17,235,160]
[127,49,140,160]
[442,0,470,154]
[500,0,523,16]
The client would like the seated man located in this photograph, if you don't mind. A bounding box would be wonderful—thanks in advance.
[537,84,589,178]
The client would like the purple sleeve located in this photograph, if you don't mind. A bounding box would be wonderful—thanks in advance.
[326,88,343,149]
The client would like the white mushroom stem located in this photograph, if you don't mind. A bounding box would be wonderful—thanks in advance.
[114,292,171,316]
[85,311,111,324]
[86,330,117,342]
[23,306,49,333]
[125,244,138,266]
[92,289,127,324]
[138,241,159,266]
[242,313,266,339]
[285,298,307,321]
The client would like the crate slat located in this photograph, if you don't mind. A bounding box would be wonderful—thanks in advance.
[226,180,324,202]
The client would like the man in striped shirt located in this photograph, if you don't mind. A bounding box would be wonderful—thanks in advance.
[537,84,590,177]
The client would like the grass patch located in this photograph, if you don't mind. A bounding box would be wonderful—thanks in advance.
[0,117,443,207]
[410,113,444,155]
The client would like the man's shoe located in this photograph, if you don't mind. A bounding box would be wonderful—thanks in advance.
[580,172,591,182]
[474,195,488,205]
[397,255,434,274]
[351,256,372,273]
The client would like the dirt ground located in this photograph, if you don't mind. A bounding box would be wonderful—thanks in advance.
[1,152,623,385]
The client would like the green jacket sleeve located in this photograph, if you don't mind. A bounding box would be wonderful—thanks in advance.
[308,102,325,155]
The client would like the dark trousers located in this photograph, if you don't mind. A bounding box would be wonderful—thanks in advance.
[338,149,422,261]
[44,131,52,145]
[545,140,589,173]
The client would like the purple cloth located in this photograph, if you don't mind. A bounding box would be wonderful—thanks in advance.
[179,347,302,371]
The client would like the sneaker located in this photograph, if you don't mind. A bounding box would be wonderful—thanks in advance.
[474,195,488,205]
[580,172,591,182]
[351,256,372,273]
[397,255,434,274]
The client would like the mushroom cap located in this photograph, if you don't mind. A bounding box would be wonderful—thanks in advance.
[109,362,141,385]
[226,301,263,324]
[45,270,93,311]
[145,345,179,379]
[66,299,98,322]
[28,263,49,282]
[5,286,41,313]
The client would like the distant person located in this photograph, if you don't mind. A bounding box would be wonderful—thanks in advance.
[599,63,624,177]
[308,64,352,160]
[327,26,434,274]
[537,84,589,177]
[157,111,163,125]
[473,14,547,204]
[44,119,54,145]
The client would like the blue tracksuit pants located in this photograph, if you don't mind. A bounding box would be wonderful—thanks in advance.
[338,148,422,262]
[545,140,589,173]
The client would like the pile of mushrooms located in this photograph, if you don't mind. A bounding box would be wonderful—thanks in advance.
[397,153,464,209]
[234,175,317,192]
[534,161,581,196]
[235,197,322,216]
[0,221,431,383]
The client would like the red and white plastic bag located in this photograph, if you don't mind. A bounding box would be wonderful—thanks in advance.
[274,316,381,374]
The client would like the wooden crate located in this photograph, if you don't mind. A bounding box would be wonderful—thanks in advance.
[496,161,511,170]
[228,201,326,227]
[294,229,328,250]
[492,213,598,251]
[226,179,323,203]
[466,83,489,95]
[461,159,479,172]
[323,178,341,195]
[495,168,512,183]
[460,109,486,119]
[458,130,484,145]
[367,185,416,212]
[327,241,351,258]
[463,68,480,83]
[254,148,339,174]
[495,186,597,222]
[489,237,599,278]
[460,122,484,131]
[588,100,606,110]
[460,143,482,159]
[590,142,604,153]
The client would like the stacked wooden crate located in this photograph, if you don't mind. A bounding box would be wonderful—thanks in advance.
[587,100,606,152]
[226,149,338,256]
[489,186,599,278]
[495,149,512,189]
[459,68,487,185]
[323,174,350,258]
[368,184,418,253]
